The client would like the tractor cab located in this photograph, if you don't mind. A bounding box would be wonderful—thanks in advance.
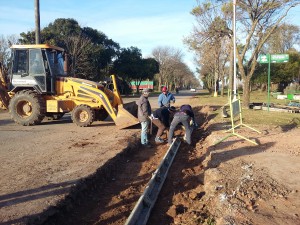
[9,44,67,95]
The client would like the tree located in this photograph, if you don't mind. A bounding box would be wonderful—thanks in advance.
[112,47,142,80]
[151,46,197,91]
[112,47,158,93]
[0,35,20,67]
[19,18,120,81]
[253,50,300,91]
[235,0,300,107]
[152,46,181,90]
[82,27,120,80]
[132,58,159,93]
[64,35,93,78]
[185,2,231,95]
[19,18,82,47]
[188,0,300,107]
[264,23,300,53]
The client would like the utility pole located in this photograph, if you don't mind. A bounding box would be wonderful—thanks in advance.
[35,0,41,44]
[233,0,237,100]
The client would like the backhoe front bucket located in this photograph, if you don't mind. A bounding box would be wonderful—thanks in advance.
[115,101,139,129]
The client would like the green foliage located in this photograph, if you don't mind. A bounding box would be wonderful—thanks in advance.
[112,47,143,81]
[81,27,120,80]
[202,73,215,93]
[19,18,120,81]
[43,18,82,48]
[209,16,231,38]
[253,51,300,87]
[112,47,159,93]
[20,18,82,47]
[142,58,159,79]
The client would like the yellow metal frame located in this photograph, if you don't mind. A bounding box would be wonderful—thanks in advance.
[214,92,261,146]
[10,44,64,52]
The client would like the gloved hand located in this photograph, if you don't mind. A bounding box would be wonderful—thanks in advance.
[190,119,199,128]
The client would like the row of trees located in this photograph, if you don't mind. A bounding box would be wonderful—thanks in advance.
[152,46,199,91]
[186,0,300,107]
[0,18,199,94]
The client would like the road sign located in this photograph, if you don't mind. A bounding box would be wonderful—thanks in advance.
[270,54,289,63]
[258,54,289,64]
[257,53,289,112]
[258,55,269,63]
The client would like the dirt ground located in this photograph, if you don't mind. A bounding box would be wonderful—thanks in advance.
[0,94,300,225]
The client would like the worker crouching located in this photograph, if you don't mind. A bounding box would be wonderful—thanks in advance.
[151,106,176,143]
[168,104,196,145]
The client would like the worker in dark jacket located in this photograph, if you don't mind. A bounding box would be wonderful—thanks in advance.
[168,104,195,145]
[136,88,152,148]
[152,106,176,143]
[180,104,198,127]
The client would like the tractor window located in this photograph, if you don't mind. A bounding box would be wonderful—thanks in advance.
[46,51,65,77]
[29,49,45,75]
[12,50,28,74]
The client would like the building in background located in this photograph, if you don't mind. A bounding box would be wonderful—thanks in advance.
[130,80,154,91]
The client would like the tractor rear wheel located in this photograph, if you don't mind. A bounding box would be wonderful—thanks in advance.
[9,90,46,125]
[71,105,95,127]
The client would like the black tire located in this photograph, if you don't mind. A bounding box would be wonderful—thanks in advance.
[95,108,108,121]
[71,105,95,127]
[45,113,65,120]
[9,90,45,125]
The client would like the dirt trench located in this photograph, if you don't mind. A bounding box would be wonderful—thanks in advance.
[24,104,300,225]
[24,105,211,225]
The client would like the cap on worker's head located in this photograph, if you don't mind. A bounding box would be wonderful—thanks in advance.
[168,106,176,112]
[162,86,167,92]
[142,88,150,93]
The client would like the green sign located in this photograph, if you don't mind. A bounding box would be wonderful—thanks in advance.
[257,53,289,112]
[258,54,289,63]
[270,54,289,63]
[258,55,269,63]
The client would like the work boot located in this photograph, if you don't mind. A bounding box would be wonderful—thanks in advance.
[155,137,164,144]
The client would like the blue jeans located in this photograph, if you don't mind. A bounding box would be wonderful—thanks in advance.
[141,120,149,145]
[168,113,193,144]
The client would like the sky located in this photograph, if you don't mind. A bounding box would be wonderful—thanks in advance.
[0,0,198,71]
[1,1,300,75]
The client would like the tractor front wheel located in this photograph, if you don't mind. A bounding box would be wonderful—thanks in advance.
[71,105,95,127]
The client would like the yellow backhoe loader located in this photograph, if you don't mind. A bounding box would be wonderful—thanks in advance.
[0,44,139,128]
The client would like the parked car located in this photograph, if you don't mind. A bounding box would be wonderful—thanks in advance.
[190,88,196,92]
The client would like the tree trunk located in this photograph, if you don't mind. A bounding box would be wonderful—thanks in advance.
[158,76,162,91]
[242,78,251,108]
[221,75,225,96]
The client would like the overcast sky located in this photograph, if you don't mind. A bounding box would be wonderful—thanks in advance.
[0,0,197,71]
[1,1,300,73]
